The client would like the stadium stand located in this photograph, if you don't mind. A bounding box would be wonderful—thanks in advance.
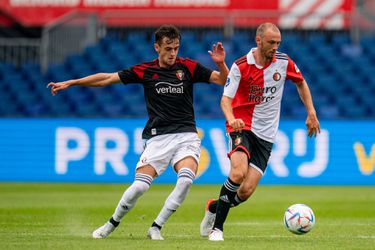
[0,30,374,119]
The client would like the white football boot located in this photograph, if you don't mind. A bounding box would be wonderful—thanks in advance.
[92,222,116,239]
[147,226,164,240]
[200,199,216,237]
[209,228,224,241]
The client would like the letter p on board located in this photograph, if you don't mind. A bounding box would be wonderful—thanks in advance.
[55,127,89,174]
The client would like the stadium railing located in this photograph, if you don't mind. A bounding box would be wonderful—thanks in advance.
[0,38,40,67]
[40,11,103,72]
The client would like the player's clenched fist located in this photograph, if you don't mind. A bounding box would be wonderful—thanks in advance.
[228,118,245,132]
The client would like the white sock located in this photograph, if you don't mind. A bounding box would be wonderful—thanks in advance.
[154,168,195,227]
[112,173,153,222]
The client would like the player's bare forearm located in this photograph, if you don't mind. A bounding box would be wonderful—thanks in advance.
[217,62,229,86]
[210,63,229,86]
[47,73,120,96]
[221,95,245,132]
[296,80,321,137]
[221,96,234,120]
[296,80,315,115]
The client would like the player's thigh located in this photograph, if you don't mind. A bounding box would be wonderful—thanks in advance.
[171,132,201,174]
[136,134,175,176]
[136,164,158,178]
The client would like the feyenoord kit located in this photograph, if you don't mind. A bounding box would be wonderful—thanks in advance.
[224,48,304,143]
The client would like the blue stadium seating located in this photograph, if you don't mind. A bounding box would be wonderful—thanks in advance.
[0,30,374,119]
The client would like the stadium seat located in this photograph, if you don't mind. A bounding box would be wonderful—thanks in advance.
[1,30,374,119]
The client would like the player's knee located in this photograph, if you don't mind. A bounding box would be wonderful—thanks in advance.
[178,176,193,188]
[165,176,193,211]
[230,170,246,183]
[134,180,151,194]
[238,184,257,200]
[133,173,153,194]
[177,168,195,187]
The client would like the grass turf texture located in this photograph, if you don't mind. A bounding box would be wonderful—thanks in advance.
[0,183,374,249]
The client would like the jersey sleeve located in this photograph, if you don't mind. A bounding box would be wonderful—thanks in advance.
[193,62,213,83]
[182,58,212,83]
[118,65,144,84]
[286,58,304,83]
[223,63,241,98]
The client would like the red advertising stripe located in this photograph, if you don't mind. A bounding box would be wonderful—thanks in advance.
[0,0,352,27]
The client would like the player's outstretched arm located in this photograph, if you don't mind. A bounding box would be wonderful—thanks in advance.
[46,73,120,96]
[295,79,321,137]
[221,95,245,132]
[208,42,229,86]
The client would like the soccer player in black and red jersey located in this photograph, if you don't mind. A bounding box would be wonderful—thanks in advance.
[47,25,229,240]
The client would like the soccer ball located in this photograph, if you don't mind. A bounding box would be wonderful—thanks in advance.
[284,204,315,235]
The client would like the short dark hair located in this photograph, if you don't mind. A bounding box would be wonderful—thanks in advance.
[154,25,181,45]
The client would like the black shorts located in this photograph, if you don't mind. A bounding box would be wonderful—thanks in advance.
[227,131,273,175]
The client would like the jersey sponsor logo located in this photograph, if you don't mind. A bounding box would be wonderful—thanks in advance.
[155,82,184,94]
[249,85,277,103]
[176,70,184,81]
[273,71,281,81]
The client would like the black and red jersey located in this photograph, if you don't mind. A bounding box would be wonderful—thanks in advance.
[118,57,213,139]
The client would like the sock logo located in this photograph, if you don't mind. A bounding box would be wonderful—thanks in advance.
[219,195,230,203]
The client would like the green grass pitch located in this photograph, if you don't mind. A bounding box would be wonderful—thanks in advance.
[0,183,374,249]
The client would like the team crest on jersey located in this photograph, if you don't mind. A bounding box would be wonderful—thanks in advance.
[234,136,242,146]
[176,70,184,81]
[273,71,281,81]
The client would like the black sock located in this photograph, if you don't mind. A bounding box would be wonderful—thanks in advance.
[213,178,240,231]
[231,194,245,207]
[151,221,162,230]
[208,200,218,213]
[109,217,120,227]
[209,193,245,212]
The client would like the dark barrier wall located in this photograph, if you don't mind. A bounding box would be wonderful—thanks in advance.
[0,119,374,185]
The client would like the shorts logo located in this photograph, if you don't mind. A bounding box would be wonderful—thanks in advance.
[176,70,184,81]
[234,136,242,146]
[273,71,281,81]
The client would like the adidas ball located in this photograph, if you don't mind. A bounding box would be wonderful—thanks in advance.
[284,204,315,235]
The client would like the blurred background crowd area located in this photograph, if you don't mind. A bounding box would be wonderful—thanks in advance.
[0,0,374,119]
